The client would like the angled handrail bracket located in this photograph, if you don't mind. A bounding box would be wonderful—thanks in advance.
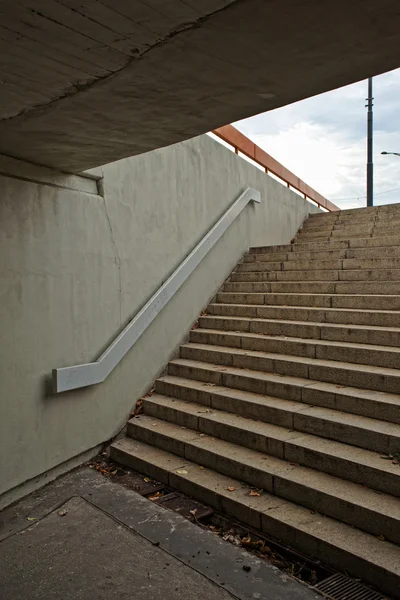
[53,187,261,393]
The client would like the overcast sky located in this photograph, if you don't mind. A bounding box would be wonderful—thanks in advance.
[234,68,400,209]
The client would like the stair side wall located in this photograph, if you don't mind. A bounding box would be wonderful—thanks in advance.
[0,134,320,508]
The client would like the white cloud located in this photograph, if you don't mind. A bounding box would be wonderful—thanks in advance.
[235,68,400,209]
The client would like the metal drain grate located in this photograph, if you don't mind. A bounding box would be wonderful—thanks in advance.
[314,573,386,600]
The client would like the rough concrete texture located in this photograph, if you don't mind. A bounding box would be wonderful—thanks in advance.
[0,1,400,170]
[1,497,235,600]
[0,133,319,507]
[0,467,318,600]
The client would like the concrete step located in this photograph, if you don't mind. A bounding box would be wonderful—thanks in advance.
[191,326,400,371]
[338,269,400,281]
[156,375,400,461]
[208,302,400,328]
[110,437,400,597]
[128,411,400,545]
[301,218,378,230]
[234,270,340,281]
[347,245,400,259]
[177,344,400,396]
[294,235,400,251]
[198,314,400,348]
[237,261,284,272]
[232,269,400,282]
[246,244,400,264]
[249,244,294,254]
[309,203,400,219]
[295,245,400,261]
[293,239,350,251]
[295,229,374,241]
[244,249,346,262]
[302,222,400,238]
[246,244,400,265]
[298,231,400,246]
[223,280,400,295]
[240,256,400,273]
[217,291,400,309]
[342,256,400,269]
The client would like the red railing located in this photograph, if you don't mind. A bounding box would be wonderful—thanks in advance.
[213,124,339,212]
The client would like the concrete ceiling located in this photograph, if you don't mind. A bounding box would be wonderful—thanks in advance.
[0,0,400,172]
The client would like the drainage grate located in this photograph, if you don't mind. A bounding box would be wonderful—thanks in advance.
[154,492,214,521]
[314,573,386,600]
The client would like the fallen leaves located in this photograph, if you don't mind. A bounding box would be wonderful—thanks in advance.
[249,490,261,497]
[148,491,162,501]
[176,469,188,475]
[58,509,68,517]
[226,486,236,492]
[132,398,143,417]
[27,517,37,522]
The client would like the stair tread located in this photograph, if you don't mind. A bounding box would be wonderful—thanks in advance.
[130,409,400,521]
[250,235,400,253]
[111,437,400,579]
[219,292,400,298]
[210,303,400,316]
[160,373,400,412]
[195,327,400,359]
[201,315,400,334]
[228,279,400,285]
[180,343,400,380]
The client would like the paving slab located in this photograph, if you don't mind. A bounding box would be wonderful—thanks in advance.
[0,467,319,600]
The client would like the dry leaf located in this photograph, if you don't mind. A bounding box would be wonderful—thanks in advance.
[176,469,188,475]
[27,517,37,521]
[143,477,151,483]
[199,466,205,470]
[227,486,236,492]
[148,492,162,501]
[58,509,68,517]
[250,490,261,497]
[190,509,198,516]
[378,534,385,541]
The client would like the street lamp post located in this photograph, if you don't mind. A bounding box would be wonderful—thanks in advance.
[381,151,400,157]
[366,78,374,207]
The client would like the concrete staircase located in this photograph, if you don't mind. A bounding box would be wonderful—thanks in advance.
[111,204,400,597]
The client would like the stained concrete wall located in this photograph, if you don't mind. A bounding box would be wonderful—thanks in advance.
[0,134,320,507]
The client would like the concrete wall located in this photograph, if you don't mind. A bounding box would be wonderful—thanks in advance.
[0,134,320,507]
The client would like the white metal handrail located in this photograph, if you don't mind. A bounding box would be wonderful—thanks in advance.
[53,187,261,393]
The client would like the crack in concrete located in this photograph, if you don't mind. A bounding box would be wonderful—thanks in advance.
[0,0,242,126]
[102,194,122,326]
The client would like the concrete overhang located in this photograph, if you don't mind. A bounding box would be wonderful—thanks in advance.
[0,0,399,172]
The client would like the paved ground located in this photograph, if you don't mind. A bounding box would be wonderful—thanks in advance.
[0,467,320,600]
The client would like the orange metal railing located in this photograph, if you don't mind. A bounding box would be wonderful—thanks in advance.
[213,124,339,212]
